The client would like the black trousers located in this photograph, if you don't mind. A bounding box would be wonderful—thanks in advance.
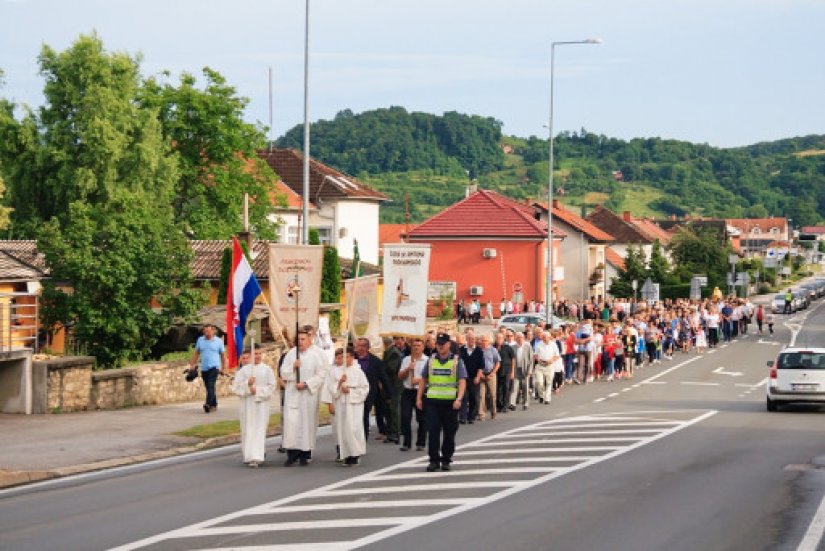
[496,374,511,409]
[425,398,459,466]
[401,388,427,448]
[460,380,480,422]
[363,397,374,439]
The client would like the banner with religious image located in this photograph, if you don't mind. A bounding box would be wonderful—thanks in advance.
[381,243,431,337]
[268,244,324,342]
[344,274,380,347]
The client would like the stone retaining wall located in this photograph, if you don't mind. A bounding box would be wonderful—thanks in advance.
[40,346,284,412]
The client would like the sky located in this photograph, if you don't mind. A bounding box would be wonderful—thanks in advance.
[1,0,824,148]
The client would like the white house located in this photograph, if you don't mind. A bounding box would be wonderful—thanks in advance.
[259,149,389,264]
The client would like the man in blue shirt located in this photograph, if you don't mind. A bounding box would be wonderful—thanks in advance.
[189,324,227,413]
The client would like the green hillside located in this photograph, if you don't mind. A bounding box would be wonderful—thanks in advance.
[277,108,825,226]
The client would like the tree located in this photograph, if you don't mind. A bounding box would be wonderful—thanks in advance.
[321,246,342,333]
[609,245,647,298]
[140,68,281,239]
[9,34,203,366]
[668,225,731,289]
[647,239,670,283]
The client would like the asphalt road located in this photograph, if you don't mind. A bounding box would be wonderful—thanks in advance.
[2,301,825,551]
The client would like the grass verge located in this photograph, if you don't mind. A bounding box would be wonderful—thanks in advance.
[174,407,332,440]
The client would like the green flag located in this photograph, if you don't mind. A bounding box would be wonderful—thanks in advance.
[353,239,363,278]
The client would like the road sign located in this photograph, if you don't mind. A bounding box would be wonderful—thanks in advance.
[763,257,778,268]
[640,278,659,303]
[693,275,708,286]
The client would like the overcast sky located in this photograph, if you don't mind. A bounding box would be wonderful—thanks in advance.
[1,0,824,148]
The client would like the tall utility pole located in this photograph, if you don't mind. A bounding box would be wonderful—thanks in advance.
[545,38,602,324]
[301,0,311,245]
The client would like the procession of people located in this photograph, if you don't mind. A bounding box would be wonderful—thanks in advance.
[220,289,772,471]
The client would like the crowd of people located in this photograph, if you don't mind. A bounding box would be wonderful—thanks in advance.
[217,292,776,472]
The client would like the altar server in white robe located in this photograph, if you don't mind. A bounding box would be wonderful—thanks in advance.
[322,346,369,466]
[280,327,329,466]
[232,349,277,467]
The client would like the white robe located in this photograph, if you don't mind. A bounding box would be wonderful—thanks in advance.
[280,346,328,452]
[321,363,369,459]
[232,362,277,463]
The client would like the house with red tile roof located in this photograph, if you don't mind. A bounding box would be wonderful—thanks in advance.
[267,180,318,245]
[258,148,389,264]
[406,189,565,311]
[586,206,657,262]
[378,223,416,259]
[532,199,614,301]
[726,217,788,257]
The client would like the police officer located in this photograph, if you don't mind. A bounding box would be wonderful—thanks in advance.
[416,332,467,472]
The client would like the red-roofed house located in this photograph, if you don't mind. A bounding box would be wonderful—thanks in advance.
[726,217,789,257]
[259,148,389,264]
[378,223,416,259]
[269,180,317,245]
[533,199,614,301]
[406,189,565,310]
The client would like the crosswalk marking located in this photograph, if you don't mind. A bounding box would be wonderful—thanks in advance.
[115,409,717,551]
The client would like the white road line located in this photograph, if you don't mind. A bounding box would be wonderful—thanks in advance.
[797,494,825,551]
[463,437,645,446]
[114,410,718,551]
[371,468,559,480]
[594,397,606,402]
[451,456,602,464]
[258,500,474,513]
[511,421,680,430]
[439,447,619,457]
[209,545,352,551]
[194,517,425,536]
[322,482,516,496]
[496,429,665,436]
[622,387,632,392]
[641,381,667,385]
[608,392,620,398]
[346,410,719,550]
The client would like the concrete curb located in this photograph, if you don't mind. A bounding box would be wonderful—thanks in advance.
[0,427,290,490]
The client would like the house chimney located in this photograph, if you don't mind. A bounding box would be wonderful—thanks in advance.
[466,181,478,198]
[623,211,632,222]
[552,199,561,209]
[670,214,676,221]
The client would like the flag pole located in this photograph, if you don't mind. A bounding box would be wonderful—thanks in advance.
[293,273,302,383]
[347,240,361,349]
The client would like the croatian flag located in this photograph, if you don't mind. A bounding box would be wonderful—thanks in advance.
[226,237,262,368]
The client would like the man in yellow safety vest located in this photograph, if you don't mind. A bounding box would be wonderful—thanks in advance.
[416,332,468,472]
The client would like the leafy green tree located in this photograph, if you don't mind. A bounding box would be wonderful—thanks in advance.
[668,225,731,289]
[609,245,647,298]
[647,239,670,283]
[140,68,281,239]
[7,34,203,366]
[321,246,342,333]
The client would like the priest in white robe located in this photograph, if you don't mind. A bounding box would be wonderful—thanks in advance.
[232,349,277,467]
[280,327,328,466]
[322,346,369,466]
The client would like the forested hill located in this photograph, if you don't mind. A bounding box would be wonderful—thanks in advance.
[276,107,825,226]
[277,106,505,177]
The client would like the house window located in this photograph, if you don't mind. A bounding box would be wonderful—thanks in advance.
[752,227,761,235]
[287,226,299,245]
[312,226,332,245]
[771,227,779,235]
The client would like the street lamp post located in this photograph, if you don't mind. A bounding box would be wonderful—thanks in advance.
[545,38,602,324]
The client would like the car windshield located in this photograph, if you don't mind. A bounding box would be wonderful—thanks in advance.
[778,352,825,370]
[774,295,785,301]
